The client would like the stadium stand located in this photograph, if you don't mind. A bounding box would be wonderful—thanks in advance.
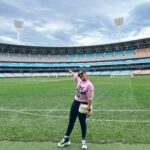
[0,50,136,63]
[132,69,150,75]
[0,38,150,77]
[133,48,150,59]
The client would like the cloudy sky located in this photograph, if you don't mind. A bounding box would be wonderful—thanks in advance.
[0,0,150,46]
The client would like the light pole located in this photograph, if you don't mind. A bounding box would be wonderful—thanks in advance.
[114,17,124,42]
[14,20,24,41]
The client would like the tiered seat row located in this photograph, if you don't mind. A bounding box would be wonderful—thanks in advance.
[133,48,150,59]
[132,69,150,75]
[0,49,138,63]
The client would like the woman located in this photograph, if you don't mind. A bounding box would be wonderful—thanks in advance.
[58,69,94,149]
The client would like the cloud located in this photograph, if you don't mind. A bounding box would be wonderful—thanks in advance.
[120,1,150,42]
[0,0,150,46]
[0,36,23,44]
[124,1,150,31]
[71,31,112,46]
[34,21,74,34]
[122,26,150,42]
[0,17,15,32]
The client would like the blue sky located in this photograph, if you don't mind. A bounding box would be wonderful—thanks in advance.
[0,0,150,46]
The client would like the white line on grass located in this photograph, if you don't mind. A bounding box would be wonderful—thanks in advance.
[94,109,150,112]
[0,108,150,112]
[0,78,72,83]
[0,108,68,118]
[27,78,72,82]
[0,108,150,123]
[90,119,150,123]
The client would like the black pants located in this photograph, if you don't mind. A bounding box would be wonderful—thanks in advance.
[65,100,87,139]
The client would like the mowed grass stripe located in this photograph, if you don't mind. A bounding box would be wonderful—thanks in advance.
[1,108,150,111]
[0,112,149,143]
[0,141,150,150]
[0,108,150,120]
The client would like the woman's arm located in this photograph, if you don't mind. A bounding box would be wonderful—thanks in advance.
[86,100,92,117]
[68,69,76,76]
[86,83,94,117]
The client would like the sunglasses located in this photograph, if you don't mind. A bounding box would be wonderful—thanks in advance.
[78,72,84,78]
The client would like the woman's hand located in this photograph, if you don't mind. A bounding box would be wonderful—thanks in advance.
[86,110,92,117]
[68,69,72,73]
[68,69,75,76]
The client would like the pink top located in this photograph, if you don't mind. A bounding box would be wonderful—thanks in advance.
[73,74,94,102]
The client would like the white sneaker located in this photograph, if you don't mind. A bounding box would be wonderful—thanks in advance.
[82,144,87,149]
[58,138,71,147]
[81,140,87,149]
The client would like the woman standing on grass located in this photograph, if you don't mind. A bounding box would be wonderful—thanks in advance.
[58,69,94,149]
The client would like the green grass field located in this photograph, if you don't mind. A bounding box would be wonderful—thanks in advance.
[0,76,150,149]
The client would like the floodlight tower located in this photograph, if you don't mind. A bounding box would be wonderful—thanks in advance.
[14,20,24,41]
[114,17,124,42]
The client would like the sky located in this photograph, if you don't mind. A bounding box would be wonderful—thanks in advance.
[0,0,150,47]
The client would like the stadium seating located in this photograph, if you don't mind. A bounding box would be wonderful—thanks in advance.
[0,38,150,77]
[104,51,114,60]
[132,69,150,75]
[0,58,149,68]
[0,71,134,78]
[0,53,69,63]
[133,48,150,59]
[0,49,137,63]
[0,72,71,78]
[68,50,136,62]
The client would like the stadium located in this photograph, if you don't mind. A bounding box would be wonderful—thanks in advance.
[0,37,150,77]
[0,0,150,150]
[0,38,150,150]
